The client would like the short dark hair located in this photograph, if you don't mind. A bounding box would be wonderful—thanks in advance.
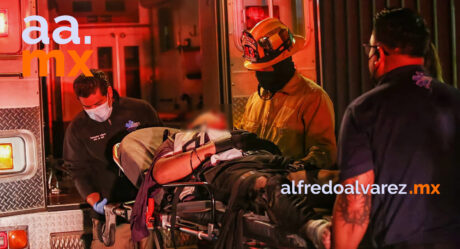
[73,69,111,98]
[374,8,430,57]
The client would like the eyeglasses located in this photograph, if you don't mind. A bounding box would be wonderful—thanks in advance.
[362,43,378,56]
[362,43,390,58]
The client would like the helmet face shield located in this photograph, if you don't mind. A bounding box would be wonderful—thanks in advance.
[242,26,294,65]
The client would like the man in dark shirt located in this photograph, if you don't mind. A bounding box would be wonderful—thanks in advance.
[63,69,162,249]
[332,8,460,249]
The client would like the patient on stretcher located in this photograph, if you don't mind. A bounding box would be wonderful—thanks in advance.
[120,112,338,248]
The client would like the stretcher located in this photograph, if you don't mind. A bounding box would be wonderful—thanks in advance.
[105,143,328,249]
[101,184,310,249]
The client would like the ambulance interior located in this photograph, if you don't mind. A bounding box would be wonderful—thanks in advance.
[37,0,317,207]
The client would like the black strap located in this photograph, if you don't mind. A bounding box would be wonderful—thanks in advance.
[228,171,255,208]
[170,186,184,249]
[181,132,200,152]
[216,171,256,249]
[257,84,275,100]
[162,129,170,142]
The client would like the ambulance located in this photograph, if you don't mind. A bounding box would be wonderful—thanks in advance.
[0,0,315,248]
[0,0,455,248]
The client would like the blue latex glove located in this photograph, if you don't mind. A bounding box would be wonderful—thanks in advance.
[93,198,107,215]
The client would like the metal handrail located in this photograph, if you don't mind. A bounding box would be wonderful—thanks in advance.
[162,181,217,228]
[0,73,23,78]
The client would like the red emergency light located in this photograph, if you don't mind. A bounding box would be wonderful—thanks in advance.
[0,230,28,249]
[245,6,280,30]
[0,9,7,37]
[0,232,7,249]
[8,230,27,249]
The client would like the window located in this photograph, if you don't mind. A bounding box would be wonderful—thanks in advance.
[124,46,141,98]
[97,47,114,87]
[158,8,174,52]
[106,0,125,12]
[72,1,92,12]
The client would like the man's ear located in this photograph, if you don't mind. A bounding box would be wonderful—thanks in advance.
[392,47,401,54]
[374,46,386,68]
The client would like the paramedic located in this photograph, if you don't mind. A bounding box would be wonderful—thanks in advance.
[237,18,337,170]
[63,69,163,249]
[332,8,460,249]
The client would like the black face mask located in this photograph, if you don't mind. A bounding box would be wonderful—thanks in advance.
[256,57,296,95]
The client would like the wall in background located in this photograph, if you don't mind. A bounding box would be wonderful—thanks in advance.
[317,0,460,130]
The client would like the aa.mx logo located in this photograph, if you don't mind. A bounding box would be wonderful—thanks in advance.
[22,15,93,77]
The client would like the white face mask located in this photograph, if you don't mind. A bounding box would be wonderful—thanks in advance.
[85,99,113,122]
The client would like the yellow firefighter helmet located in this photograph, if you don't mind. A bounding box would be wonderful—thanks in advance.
[241,18,305,70]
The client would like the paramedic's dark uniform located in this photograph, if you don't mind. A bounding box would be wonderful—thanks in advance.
[63,92,162,249]
[338,65,460,248]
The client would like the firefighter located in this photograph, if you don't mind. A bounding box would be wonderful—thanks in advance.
[63,69,163,249]
[237,18,337,172]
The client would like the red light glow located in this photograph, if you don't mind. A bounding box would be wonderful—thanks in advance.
[245,6,280,30]
[0,9,7,37]
[0,232,7,249]
[8,230,27,249]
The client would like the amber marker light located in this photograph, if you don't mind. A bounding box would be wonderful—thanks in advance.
[0,143,13,170]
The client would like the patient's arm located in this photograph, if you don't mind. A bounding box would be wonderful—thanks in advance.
[317,170,339,185]
[152,142,216,184]
[288,169,339,185]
